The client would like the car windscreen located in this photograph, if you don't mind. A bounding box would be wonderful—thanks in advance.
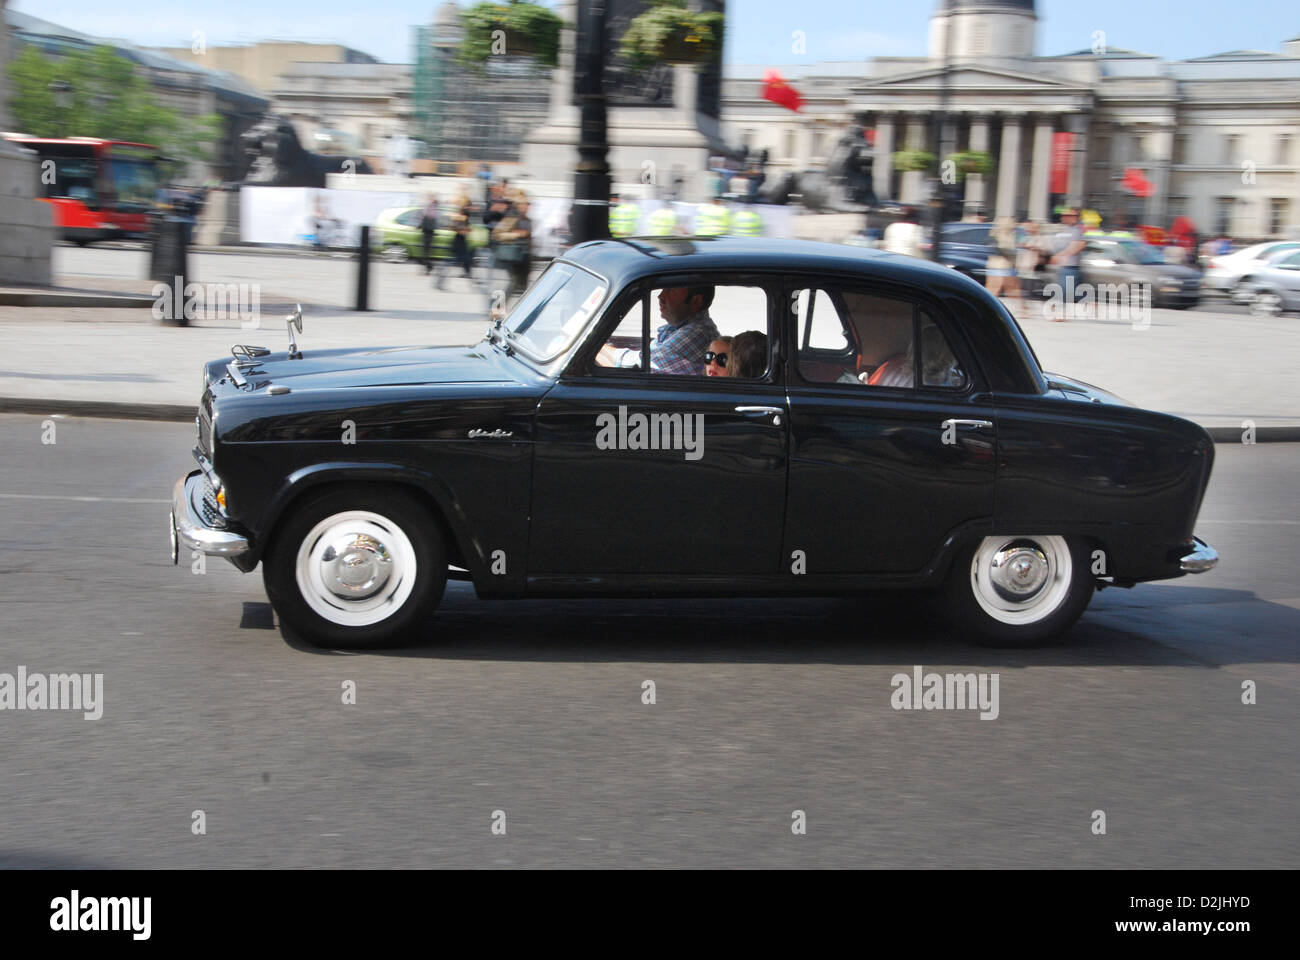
[502,262,607,361]
[1117,240,1167,265]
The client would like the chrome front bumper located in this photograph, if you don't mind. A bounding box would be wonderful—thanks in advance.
[170,471,249,562]
[1179,537,1219,573]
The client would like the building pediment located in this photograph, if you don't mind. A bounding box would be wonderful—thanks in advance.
[859,63,1081,91]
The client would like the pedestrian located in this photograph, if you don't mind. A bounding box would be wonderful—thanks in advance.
[1017,221,1044,309]
[419,194,439,275]
[482,185,511,295]
[493,195,533,302]
[882,206,923,258]
[448,192,476,287]
[1049,207,1086,319]
[985,216,1019,311]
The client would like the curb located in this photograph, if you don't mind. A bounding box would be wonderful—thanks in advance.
[1202,425,1300,443]
[0,292,155,308]
[0,398,192,423]
[3,396,1298,440]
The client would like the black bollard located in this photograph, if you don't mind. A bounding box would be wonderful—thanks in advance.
[355,225,371,312]
[151,215,190,326]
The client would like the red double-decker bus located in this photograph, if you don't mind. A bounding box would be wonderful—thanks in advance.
[2,134,161,244]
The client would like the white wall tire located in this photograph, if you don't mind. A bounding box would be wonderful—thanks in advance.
[264,486,446,648]
[945,535,1095,646]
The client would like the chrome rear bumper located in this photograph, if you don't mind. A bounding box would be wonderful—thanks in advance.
[1179,537,1219,573]
[171,471,249,559]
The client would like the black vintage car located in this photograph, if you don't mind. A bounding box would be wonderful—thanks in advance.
[170,237,1217,649]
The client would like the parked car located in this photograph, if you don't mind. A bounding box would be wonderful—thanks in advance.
[1246,247,1300,316]
[170,238,1217,650]
[1078,236,1201,308]
[372,205,488,263]
[1203,241,1300,302]
[930,221,1002,284]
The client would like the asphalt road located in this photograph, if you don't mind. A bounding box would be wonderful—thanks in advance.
[0,414,1296,868]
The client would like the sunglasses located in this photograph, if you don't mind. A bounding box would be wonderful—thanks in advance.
[704,351,728,367]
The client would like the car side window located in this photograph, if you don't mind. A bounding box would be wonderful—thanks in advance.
[396,209,422,227]
[795,286,968,391]
[594,283,771,379]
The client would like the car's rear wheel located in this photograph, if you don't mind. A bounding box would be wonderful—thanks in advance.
[263,486,446,649]
[1250,291,1284,317]
[943,535,1095,647]
[382,242,410,264]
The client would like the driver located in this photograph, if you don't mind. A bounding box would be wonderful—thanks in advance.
[597,286,719,375]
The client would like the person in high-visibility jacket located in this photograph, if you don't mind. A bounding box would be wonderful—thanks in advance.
[694,197,731,236]
[646,205,678,236]
[608,193,641,238]
[731,206,764,237]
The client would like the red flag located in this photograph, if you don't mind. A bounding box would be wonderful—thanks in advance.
[1121,167,1155,198]
[761,69,802,113]
[1050,132,1073,195]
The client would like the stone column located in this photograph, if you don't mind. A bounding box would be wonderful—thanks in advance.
[1028,114,1054,222]
[873,112,895,202]
[901,113,928,205]
[964,114,989,216]
[0,0,55,285]
[995,113,1023,219]
[1147,124,1174,227]
[1067,112,1090,209]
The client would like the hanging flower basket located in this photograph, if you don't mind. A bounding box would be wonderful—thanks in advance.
[948,150,994,177]
[459,1,563,70]
[619,1,724,68]
[892,149,936,173]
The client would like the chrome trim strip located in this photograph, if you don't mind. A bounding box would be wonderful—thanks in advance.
[172,472,249,557]
[1180,537,1219,573]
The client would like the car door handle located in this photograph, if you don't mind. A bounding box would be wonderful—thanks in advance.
[735,405,784,425]
[943,419,994,430]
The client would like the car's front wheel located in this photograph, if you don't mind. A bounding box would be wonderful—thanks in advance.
[382,242,410,264]
[943,535,1095,647]
[263,486,446,648]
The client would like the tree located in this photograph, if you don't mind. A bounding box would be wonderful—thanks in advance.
[7,44,220,166]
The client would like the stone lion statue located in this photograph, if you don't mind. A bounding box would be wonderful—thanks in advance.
[238,115,372,188]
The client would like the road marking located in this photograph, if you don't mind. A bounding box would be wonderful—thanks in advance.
[1197,519,1300,525]
[0,493,168,504]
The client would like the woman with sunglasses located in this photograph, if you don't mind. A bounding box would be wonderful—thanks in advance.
[703,336,732,377]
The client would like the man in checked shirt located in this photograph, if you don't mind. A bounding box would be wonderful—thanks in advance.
[597,286,720,375]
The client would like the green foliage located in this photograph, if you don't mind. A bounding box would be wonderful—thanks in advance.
[892,149,936,173]
[459,1,563,70]
[7,44,220,166]
[619,1,724,68]
[947,150,994,177]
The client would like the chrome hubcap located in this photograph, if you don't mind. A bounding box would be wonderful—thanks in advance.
[989,544,1050,601]
[295,510,416,627]
[970,536,1072,625]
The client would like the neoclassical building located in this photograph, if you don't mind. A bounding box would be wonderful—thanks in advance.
[722,0,1300,238]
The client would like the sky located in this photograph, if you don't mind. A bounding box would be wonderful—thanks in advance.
[16,0,1299,66]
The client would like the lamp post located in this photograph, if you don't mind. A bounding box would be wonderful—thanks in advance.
[571,0,610,244]
[928,9,954,260]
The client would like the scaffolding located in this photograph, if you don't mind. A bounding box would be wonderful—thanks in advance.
[411,17,553,167]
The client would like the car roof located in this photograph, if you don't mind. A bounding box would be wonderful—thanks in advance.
[559,236,978,293]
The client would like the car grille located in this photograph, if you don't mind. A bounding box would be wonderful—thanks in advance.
[200,475,226,529]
